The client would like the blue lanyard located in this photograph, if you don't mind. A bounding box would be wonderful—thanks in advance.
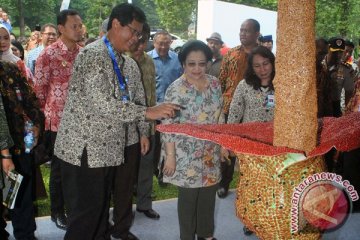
[103,36,129,102]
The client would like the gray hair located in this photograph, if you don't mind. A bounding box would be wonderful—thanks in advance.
[101,18,109,34]
[153,30,171,42]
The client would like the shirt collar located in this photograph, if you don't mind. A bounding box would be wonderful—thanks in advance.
[57,39,80,52]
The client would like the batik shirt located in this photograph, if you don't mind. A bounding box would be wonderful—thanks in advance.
[34,39,81,132]
[0,61,44,153]
[161,74,224,188]
[0,95,13,148]
[345,79,360,113]
[128,51,156,135]
[228,80,274,123]
[54,39,147,168]
[0,95,13,190]
[122,52,150,146]
[218,45,249,114]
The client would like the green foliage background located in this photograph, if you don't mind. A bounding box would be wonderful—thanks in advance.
[1,0,359,42]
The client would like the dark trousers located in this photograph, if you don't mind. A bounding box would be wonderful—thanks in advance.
[111,143,140,238]
[219,156,236,191]
[137,135,156,210]
[61,148,114,240]
[10,152,36,240]
[343,148,360,212]
[178,185,218,240]
[153,130,162,177]
[332,100,342,117]
[46,131,65,216]
[0,201,9,240]
[219,113,237,191]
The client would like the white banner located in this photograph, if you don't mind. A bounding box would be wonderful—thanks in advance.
[60,0,71,11]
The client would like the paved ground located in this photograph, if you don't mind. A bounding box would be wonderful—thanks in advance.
[6,191,360,239]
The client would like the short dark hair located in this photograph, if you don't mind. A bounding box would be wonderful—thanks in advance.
[11,40,24,60]
[41,23,57,33]
[57,9,80,26]
[244,46,275,90]
[345,40,354,48]
[141,22,151,42]
[108,3,146,31]
[245,19,260,33]
[178,40,213,65]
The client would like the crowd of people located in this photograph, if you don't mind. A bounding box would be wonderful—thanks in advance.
[0,2,359,240]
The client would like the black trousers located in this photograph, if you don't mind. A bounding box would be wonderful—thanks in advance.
[178,185,218,240]
[343,148,360,212]
[10,152,36,240]
[332,100,342,118]
[61,148,114,240]
[136,135,156,210]
[0,201,10,240]
[111,143,140,238]
[153,130,162,177]
[219,114,237,191]
[46,131,65,216]
[219,156,236,191]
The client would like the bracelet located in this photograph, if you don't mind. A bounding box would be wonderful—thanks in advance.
[1,154,12,159]
[166,152,175,156]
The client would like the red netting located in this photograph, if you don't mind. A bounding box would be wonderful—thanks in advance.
[157,112,360,157]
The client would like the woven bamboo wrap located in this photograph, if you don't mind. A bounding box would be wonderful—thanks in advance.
[235,153,325,239]
[273,0,318,153]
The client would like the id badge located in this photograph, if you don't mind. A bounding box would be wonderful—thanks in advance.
[266,94,275,108]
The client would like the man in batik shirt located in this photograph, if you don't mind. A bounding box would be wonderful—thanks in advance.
[33,9,83,230]
[217,19,260,199]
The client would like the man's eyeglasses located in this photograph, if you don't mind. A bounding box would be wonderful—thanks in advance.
[43,32,57,37]
[127,25,142,40]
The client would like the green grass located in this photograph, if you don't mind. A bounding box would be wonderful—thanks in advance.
[35,165,240,217]
[11,27,31,38]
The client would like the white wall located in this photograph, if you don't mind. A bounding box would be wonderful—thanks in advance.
[197,0,278,51]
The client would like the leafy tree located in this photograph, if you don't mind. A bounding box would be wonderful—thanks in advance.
[316,0,360,41]
[2,0,360,44]
[153,0,196,34]
[223,0,277,11]
[73,0,161,37]
[71,0,116,37]
[133,0,160,29]
[0,0,57,37]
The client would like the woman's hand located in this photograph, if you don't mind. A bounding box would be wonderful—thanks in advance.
[32,125,40,147]
[2,158,15,175]
[163,154,176,177]
[221,147,230,164]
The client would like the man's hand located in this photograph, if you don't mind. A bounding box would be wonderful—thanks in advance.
[145,103,181,121]
[140,136,150,156]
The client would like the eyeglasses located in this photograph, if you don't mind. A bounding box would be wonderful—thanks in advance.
[185,61,208,68]
[43,32,57,37]
[127,25,142,40]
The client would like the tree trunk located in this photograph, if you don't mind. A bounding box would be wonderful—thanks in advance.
[17,0,25,37]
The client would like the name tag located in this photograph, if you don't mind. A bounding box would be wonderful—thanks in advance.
[265,94,275,108]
